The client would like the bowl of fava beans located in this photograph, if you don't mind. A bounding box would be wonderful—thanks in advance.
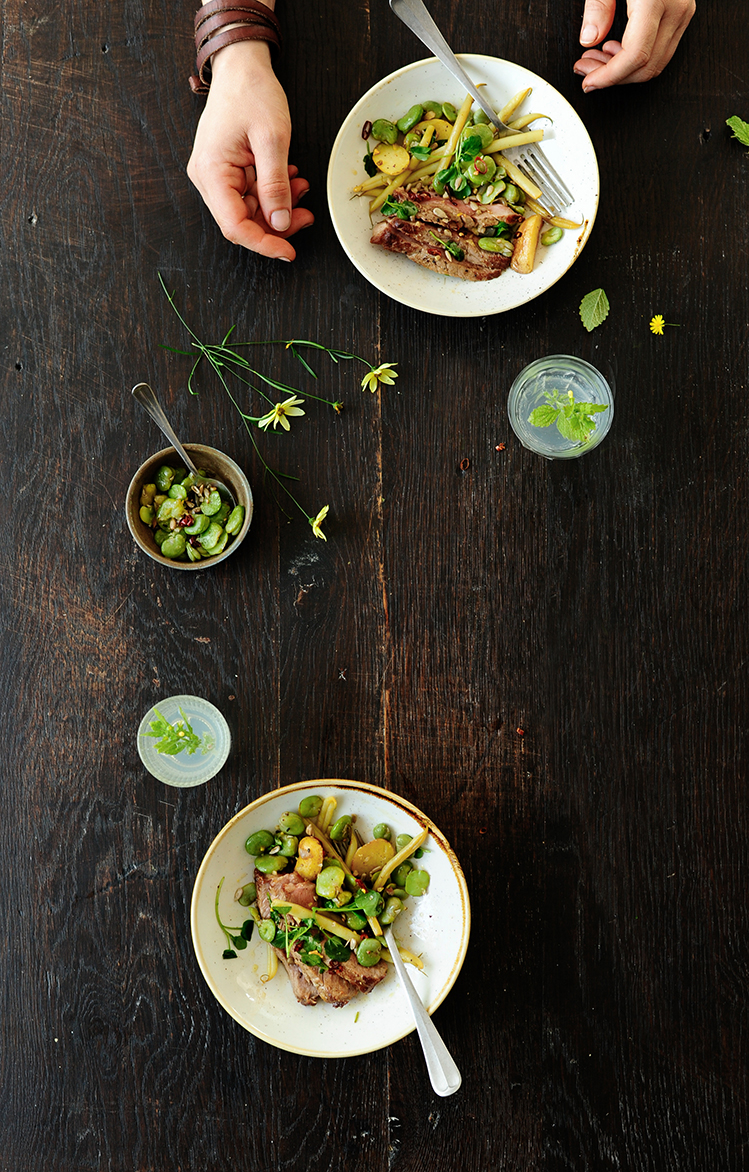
[126,444,253,570]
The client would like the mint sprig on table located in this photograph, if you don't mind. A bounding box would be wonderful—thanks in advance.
[529,388,608,443]
[579,288,610,332]
[145,707,215,756]
[726,115,749,146]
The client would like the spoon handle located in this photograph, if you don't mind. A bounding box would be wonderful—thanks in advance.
[131,383,199,478]
[384,928,462,1096]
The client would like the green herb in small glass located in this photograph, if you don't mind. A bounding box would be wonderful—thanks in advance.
[529,388,608,444]
[145,706,215,757]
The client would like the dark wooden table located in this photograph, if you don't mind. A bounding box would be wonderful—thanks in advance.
[2,1,747,1168]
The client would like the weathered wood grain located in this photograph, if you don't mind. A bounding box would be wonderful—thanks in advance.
[1,0,748,1168]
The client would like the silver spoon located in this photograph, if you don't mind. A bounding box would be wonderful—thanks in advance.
[383,927,462,1096]
[132,382,235,505]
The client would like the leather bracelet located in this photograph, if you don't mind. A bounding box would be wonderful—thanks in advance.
[188,1,282,95]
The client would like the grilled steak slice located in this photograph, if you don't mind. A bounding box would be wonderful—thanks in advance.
[326,952,389,995]
[391,187,521,232]
[255,868,317,918]
[370,217,511,281]
[276,949,319,1006]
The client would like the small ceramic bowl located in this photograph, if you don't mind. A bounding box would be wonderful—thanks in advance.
[126,444,253,570]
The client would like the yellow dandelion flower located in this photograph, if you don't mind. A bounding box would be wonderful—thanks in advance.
[649,315,680,336]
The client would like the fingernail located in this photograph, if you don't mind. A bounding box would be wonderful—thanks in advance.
[580,23,597,42]
[583,83,597,93]
[278,256,292,263]
[270,209,291,231]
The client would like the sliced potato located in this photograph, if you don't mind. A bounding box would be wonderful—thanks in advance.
[372,142,411,176]
[413,117,453,141]
[511,214,543,274]
[294,835,324,880]
[350,837,395,879]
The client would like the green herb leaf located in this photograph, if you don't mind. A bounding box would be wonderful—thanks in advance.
[428,230,464,261]
[528,404,560,428]
[529,388,608,444]
[381,196,419,220]
[579,288,610,332]
[726,115,749,146]
[409,145,432,161]
[363,151,378,177]
[457,134,483,166]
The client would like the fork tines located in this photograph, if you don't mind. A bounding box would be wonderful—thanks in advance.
[513,147,574,215]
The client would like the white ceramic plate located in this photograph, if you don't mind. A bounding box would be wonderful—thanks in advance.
[191,780,470,1057]
[327,54,598,317]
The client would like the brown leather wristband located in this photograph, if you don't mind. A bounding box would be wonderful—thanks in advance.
[189,1,282,95]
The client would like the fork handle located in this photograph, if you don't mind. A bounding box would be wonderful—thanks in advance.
[389,0,503,131]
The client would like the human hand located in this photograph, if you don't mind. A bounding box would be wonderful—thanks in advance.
[187,40,314,260]
[573,0,696,90]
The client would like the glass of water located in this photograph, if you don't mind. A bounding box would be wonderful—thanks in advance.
[507,355,614,459]
[137,695,231,787]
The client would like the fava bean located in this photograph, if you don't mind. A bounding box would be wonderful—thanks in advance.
[405,868,430,896]
[225,505,245,535]
[371,118,398,145]
[277,811,306,837]
[298,795,323,818]
[541,226,564,246]
[373,823,391,840]
[254,854,289,874]
[160,532,186,559]
[258,920,278,943]
[237,882,257,906]
[380,896,403,925]
[422,100,443,117]
[356,937,383,967]
[478,236,514,256]
[245,829,275,855]
[277,834,299,858]
[442,101,458,122]
[330,814,352,842]
[316,865,345,899]
[396,104,424,134]
[393,862,414,887]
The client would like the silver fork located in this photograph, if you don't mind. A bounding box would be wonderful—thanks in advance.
[389,0,574,214]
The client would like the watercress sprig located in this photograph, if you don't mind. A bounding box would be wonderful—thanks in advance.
[145,707,215,757]
[215,876,255,959]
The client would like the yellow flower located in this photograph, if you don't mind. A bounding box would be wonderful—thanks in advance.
[361,362,398,393]
[257,395,306,431]
[649,315,680,335]
[310,505,329,541]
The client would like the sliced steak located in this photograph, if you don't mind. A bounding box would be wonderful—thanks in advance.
[276,949,319,1006]
[390,187,521,232]
[255,868,317,919]
[371,217,511,281]
[327,951,389,995]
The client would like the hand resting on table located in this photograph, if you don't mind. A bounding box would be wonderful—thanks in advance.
[574,0,696,90]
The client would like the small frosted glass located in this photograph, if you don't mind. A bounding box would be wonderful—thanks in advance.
[507,355,614,459]
[137,695,231,787]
